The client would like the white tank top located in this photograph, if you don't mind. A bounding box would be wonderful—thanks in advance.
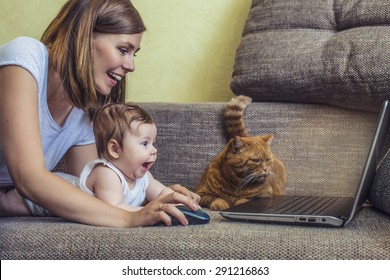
[0,37,94,187]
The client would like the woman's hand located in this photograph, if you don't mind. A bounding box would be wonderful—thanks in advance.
[139,190,200,226]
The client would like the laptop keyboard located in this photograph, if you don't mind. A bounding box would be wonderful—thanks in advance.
[265,196,339,215]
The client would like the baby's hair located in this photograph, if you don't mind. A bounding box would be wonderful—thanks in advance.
[93,103,154,159]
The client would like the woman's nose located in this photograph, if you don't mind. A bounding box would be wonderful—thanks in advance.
[123,56,135,72]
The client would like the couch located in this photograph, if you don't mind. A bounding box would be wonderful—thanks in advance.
[1,102,390,259]
[1,0,390,260]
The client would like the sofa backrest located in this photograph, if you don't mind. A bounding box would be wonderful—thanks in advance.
[142,102,377,197]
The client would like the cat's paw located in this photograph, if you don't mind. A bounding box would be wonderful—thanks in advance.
[210,198,230,211]
[234,198,250,206]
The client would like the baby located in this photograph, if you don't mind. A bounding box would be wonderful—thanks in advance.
[80,102,176,212]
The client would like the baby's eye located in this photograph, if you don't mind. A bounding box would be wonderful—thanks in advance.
[141,141,148,147]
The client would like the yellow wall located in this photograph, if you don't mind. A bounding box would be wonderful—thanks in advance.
[0,0,251,103]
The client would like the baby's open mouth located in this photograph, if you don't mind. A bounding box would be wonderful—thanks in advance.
[142,161,153,170]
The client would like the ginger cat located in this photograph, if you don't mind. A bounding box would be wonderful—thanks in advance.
[196,95,287,211]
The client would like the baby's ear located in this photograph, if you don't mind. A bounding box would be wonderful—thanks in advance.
[107,139,120,159]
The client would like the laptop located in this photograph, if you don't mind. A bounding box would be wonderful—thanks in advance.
[220,100,390,227]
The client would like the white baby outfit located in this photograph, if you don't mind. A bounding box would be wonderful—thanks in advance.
[79,159,149,207]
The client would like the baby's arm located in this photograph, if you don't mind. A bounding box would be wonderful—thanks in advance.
[87,165,141,212]
[145,172,200,204]
[145,172,173,202]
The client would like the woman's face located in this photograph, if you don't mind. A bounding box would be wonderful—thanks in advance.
[92,32,143,95]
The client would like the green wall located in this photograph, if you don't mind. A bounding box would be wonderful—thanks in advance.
[0,0,251,103]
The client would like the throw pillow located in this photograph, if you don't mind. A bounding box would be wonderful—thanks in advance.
[231,0,390,112]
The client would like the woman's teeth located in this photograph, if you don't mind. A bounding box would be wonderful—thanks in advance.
[107,72,122,81]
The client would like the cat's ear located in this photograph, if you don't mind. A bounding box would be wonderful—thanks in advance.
[261,134,274,145]
[231,136,244,154]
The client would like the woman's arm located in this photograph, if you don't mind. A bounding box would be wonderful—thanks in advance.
[64,144,98,177]
[0,66,129,226]
[0,66,198,227]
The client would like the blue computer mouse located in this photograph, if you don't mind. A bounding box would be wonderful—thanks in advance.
[155,205,210,226]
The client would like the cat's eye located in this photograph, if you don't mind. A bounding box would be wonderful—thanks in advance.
[250,158,260,164]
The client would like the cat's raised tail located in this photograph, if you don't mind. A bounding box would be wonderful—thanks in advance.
[224,95,252,140]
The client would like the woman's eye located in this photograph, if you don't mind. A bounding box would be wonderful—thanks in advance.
[119,48,128,55]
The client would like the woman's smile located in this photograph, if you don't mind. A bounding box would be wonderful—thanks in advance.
[107,71,123,86]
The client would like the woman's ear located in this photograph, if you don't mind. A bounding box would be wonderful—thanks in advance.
[107,139,120,159]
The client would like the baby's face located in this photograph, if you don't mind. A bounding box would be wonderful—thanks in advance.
[114,122,157,181]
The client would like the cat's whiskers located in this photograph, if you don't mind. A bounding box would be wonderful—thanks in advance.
[237,169,273,192]
[236,172,257,193]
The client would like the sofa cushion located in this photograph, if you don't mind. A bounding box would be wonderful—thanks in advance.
[230,0,390,112]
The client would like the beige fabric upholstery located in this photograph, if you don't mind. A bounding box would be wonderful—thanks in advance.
[1,102,389,260]
[231,0,390,112]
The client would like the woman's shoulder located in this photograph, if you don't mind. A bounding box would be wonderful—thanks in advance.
[1,36,45,51]
[4,36,42,45]
[0,36,47,63]
[0,37,48,86]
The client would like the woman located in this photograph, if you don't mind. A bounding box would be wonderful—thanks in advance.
[0,0,200,227]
